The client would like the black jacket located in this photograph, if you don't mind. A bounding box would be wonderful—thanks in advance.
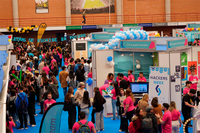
[143,112,158,133]
[93,98,106,112]
[75,69,85,82]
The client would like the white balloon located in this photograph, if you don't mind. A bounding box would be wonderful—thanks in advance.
[89,48,92,51]
[105,46,109,49]
[108,42,112,45]
[106,61,110,65]
[136,64,141,69]
[110,61,115,66]
[90,44,94,49]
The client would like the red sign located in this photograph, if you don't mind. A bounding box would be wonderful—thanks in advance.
[198,52,200,64]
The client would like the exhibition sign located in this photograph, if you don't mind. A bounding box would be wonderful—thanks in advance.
[119,40,156,49]
[123,23,138,27]
[35,0,49,13]
[149,67,170,105]
[103,28,121,33]
[39,103,64,133]
[167,38,187,48]
[91,33,114,40]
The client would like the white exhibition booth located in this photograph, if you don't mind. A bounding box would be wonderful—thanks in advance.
[89,37,188,117]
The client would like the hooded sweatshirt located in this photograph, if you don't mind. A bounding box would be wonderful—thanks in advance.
[15,92,29,110]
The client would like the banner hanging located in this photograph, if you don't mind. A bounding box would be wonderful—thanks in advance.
[37,23,47,46]
[149,67,170,105]
[39,102,64,133]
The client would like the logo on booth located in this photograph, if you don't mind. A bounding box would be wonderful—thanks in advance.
[155,85,161,96]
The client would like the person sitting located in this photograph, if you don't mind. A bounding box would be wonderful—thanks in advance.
[137,72,147,82]
[128,108,143,133]
[72,112,96,133]
[143,106,158,133]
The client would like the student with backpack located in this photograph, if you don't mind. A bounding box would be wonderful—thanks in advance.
[67,58,75,73]
[15,86,29,130]
[128,108,143,133]
[142,106,158,133]
[72,111,96,133]
[8,89,17,124]
[47,79,59,100]
[67,70,77,89]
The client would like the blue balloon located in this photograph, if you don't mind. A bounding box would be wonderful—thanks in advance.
[107,56,113,62]
[109,45,113,49]
[105,44,109,46]
[86,78,93,85]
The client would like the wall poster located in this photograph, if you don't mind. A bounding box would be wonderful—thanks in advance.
[71,0,115,14]
[188,61,197,75]
[35,0,49,13]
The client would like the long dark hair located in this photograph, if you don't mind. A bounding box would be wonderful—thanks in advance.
[42,72,48,83]
[69,70,75,79]
[83,91,90,105]
[151,97,159,107]
[113,82,119,96]
[94,90,104,105]
[65,87,73,104]
[135,108,143,119]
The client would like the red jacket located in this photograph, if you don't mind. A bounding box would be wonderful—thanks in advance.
[128,117,143,133]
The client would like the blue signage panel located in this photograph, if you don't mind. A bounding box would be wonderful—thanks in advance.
[82,25,97,29]
[91,33,114,40]
[129,27,142,30]
[138,23,153,27]
[167,39,187,48]
[103,28,121,33]
[120,40,156,49]
[187,24,200,28]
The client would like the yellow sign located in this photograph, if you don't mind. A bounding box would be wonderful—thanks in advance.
[37,23,47,47]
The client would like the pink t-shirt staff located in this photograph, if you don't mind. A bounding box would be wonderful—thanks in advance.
[137,77,147,82]
[123,96,135,112]
[161,110,172,133]
[189,75,198,90]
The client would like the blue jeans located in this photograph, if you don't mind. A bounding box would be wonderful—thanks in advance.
[63,87,67,97]
[81,108,89,120]
[112,99,117,120]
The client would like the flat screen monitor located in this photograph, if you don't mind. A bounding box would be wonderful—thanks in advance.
[76,43,86,51]
[130,82,149,94]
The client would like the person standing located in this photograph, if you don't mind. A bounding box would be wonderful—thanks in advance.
[93,90,106,132]
[104,73,114,85]
[111,82,119,120]
[138,94,149,116]
[72,112,96,133]
[15,86,29,130]
[79,91,92,120]
[75,64,85,86]
[75,82,86,117]
[59,66,69,97]
[189,70,198,90]
[43,93,56,112]
[183,81,192,96]
[118,74,128,90]
[151,97,163,133]
[64,87,78,130]
[182,89,197,133]
[74,58,81,72]
[82,10,86,24]
[169,101,182,133]
[155,103,172,133]
[143,106,158,133]
[42,63,50,75]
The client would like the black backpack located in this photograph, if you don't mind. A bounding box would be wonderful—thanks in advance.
[9,98,16,114]
[18,95,28,114]
[142,116,153,131]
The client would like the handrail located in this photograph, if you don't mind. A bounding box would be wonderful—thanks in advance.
[0,13,200,28]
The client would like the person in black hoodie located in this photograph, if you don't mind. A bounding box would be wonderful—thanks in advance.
[64,87,78,130]
[93,90,106,132]
[118,73,128,90]
[143,106,158,133]
[75,64,85,84]
[27,85,36,127]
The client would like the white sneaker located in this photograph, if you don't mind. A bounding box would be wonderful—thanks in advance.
[25,127,28,130]
[31,124,36,127]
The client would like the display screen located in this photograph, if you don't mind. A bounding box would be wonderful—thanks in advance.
[76,43,86,51]
[130,82,149,94]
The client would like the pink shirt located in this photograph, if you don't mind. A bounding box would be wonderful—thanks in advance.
[128,74,135,82]
[28,67,32,72]
[189,75,198,90]
[88,72,92,78]
[123,96,135,112]
[6,121,15,133]
[64,58,69,66]
[171,109,181,121]
[99,84,109,95]
[161,110,172,133]
[72,120,95,132]
[42,53,45,59]
[9,81,15,87]
[58,53,62,59]
[137,77,147,82]
[51,59,57,69]
[42,66,50,75]
[111,89,117,100]
[44,99,56,112]
[183,87,190,95]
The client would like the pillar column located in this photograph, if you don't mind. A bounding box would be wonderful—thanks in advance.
[116,0,123,24]
[165,0,171,22]
[12,0,19,27]
[65,0,71,25]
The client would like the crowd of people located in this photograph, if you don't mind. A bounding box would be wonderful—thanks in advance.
[5,41,200,133]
